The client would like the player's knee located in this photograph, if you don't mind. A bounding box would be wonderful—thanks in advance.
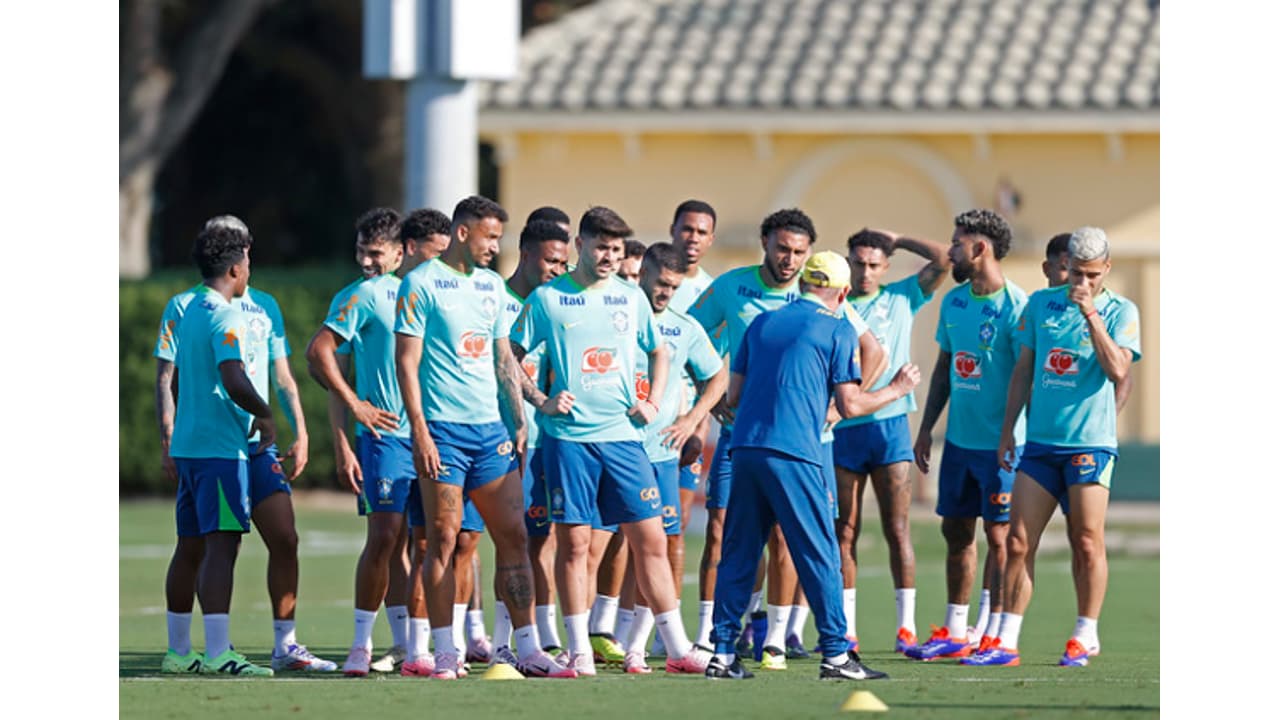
[1069,526,1105,562]
[1005,530,1032,561]
[174,537,205,567]
[941,520,976,551]
[884,515,911,547]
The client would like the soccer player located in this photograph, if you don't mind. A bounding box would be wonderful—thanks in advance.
[687,209,812,657]
[395,195,574,679]
[499,215,572,662]
[966,227,1141,667]
[305,207,442,677]
[158,216,333,675]
[705,251,920,681]
[688,209,885,667]
[1043,233,1134,413]
[646,199,720,658]
[832,227,949,655]
[911,210,1028,660]
[509,205,712,677]
[163,222,278,676]
[619,242,728,672]
[617,239,646,283]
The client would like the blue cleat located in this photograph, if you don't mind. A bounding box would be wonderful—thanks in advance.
[959,645,1020,666]
[905,625,971,661]
[1058,638,1098,667]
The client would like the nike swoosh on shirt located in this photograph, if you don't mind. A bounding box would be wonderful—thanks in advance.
[563,320,584,329]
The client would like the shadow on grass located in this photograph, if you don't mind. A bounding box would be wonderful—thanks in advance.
[888,702,1159,713]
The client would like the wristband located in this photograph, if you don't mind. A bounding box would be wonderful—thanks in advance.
[1083,309,1098,321]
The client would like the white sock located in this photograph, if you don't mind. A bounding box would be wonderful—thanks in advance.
[843,587,858,637]
[695,601,715,646]
[514,624,540,659]
[655,609,693,659]
[467,609,487,642]
[764,605,791,650]
[975,590,991,637]
[272,619,297,654]
[985,612,1003,639]
[432,627,456,657]
[746,590,764,615]
[895,588,917,634]
[204,614,231,660]
[564,612,590,655]
[452,604,468,652]
[166,611,193,655]
[386,605,409,649]
[627,606,655,654]
[824,651,850,665]
[536,604,562,649]
[493,601,512,648]
[715,652,735,666]
[589,594,620,635]
[998,613,1023,650]
[1073,616,1099,648]
[946,603,969,639]
[615,607,635,647]
[408,617,431,661]
[787,605,810,642]
[353,608,378,651]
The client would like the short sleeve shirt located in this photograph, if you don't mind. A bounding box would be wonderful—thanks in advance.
[169,287,253,460]
[323,273,410,438]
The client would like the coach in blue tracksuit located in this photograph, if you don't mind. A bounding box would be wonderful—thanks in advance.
[705,251,921,681]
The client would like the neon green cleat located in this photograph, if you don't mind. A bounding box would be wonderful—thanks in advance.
[759,645,788,671]
[200,649,275,677]
[589,633,626,666]
[161,650,205,674]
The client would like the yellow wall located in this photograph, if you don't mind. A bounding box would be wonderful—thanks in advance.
[487,129,1159,463]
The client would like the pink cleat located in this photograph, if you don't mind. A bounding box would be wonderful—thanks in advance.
[342,647,371,677]
[665,646,712,674]
[400,655,436,677]
[517,649,579,678]
[431,652,460,680]
[623,650,652,674]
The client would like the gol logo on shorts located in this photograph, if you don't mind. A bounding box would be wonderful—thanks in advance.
[1071,453,1096,467]
[459,331,490,360]
[496,441,514,456]
[639,487,660,502]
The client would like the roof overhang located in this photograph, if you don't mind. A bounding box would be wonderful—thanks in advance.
[478,109,1159,135]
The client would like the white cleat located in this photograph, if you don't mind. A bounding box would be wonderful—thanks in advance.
[370,644,406,673]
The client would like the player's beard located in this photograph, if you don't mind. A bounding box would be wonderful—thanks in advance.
[951,261,973,283]
[763,256,795,286]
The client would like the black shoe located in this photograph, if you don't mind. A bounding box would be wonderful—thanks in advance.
[819,652,888,680]
[705,655,755,680]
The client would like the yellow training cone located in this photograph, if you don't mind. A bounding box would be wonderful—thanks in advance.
[482,663,526,680]
[840,690,889,712]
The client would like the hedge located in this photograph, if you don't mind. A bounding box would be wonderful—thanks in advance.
[120,264,361,495]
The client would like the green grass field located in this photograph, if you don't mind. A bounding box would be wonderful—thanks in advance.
[120,497,1159,719]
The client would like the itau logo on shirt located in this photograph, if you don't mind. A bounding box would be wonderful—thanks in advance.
[1044,348,1079,376]
[953,351,982,379]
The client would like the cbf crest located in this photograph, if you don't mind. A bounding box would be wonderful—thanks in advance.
[612,310,630,334]
[377,477,393,501]
[480,295,498,320]
[978,320,996,350]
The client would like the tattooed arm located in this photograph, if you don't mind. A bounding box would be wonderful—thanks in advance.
[270,356,309,480]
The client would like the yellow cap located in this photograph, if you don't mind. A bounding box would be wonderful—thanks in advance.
[801,251,851,289]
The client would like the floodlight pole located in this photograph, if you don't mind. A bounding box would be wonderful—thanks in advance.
[362,0,518,212]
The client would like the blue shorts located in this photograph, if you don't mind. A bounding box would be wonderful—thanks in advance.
[832,415,914,474]
[431,421,519,493]
[247,442,292,508]
[543,436,661,526]
[356,435,416,517]
[937,442,1021,522]
[523,447,551,537]
[654,459,681,536]
[1019,442,1116,508]
[822,441,837,520]
[175,457,251,537]
[706,428,733,509]
[679,459,703,492]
